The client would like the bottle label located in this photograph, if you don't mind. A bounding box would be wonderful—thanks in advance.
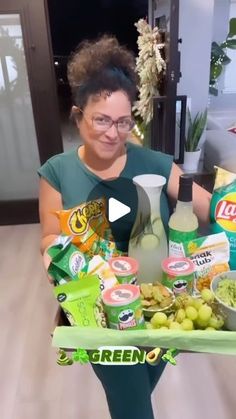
[169,228,198,258]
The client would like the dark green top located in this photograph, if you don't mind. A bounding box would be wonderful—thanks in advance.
[38,142,173,251]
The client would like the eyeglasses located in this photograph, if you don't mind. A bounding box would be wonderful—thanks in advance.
[84,112,135,133]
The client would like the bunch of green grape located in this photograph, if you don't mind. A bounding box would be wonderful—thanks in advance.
[146,289,224,331]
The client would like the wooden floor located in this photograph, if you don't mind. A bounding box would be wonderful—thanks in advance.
[1,224,235,419]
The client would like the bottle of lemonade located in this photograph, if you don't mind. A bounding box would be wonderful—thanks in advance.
[168,174,198,257]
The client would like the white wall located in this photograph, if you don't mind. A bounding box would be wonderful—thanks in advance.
[177,0,215,116]
[212,0,230,41]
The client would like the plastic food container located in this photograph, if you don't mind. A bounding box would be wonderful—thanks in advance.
[102,284,145,330]
[161,256,195,295]
[108,257,139,285]
[211,270,236,331]
[142,284,175,318]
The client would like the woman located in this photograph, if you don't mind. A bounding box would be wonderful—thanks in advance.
[38,36,211,419]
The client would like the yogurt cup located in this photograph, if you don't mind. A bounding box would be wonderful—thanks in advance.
[102,284,145,330]
[162,256,195,295]
[108,257,139,285]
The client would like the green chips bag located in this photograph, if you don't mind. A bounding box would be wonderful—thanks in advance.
[47,235,87,284]
[53,274,107,328]
[210,166,236,270]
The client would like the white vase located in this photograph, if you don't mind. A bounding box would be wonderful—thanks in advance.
[183,149,201,173]
[128,174,168,284]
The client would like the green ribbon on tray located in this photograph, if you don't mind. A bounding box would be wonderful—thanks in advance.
[52,327,236,355]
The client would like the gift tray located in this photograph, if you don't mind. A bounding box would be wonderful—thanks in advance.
[52,325,236,355]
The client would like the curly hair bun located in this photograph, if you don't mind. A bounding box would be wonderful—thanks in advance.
[67,35,138,97]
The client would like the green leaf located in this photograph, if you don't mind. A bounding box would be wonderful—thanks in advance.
[219,54,231,65]
[211,42,230,64]
[227,18,236,38]
[211,41,231,65]
[223,39,236,49]
[72,348,90,364]
[210,62,223,81]
[185,108,207,151]
[211,42,225,58]
[162,348,178,365]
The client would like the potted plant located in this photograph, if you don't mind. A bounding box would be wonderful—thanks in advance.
[209,17,236,96]
[183,108,207,173]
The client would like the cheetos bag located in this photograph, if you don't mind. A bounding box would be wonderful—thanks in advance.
[54,198,121,260]
[210,166,236,269]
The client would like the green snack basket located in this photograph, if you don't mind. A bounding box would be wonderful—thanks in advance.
[52,326,236,355]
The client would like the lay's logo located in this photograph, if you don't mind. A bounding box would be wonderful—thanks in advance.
[215,192,236,232]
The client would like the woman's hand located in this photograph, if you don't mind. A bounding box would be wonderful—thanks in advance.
[42,246,54,284]
[41,234,60,284]
[39,178,63,283]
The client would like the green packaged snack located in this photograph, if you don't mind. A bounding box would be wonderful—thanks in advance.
[53,274,107,328]
[47,236,87,284]
[210,166,236,270]
[79,255,118,293]
[180,232,230,293]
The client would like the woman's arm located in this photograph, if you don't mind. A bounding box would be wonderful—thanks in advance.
[167,163,212,226]
[39,178,63,254]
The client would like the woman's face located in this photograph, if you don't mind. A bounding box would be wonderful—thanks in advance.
[76,90,133,161]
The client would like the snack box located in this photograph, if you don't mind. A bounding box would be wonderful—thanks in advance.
[52,307,236,355]
[52,323,236,355]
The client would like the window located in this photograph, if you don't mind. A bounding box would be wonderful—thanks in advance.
[223,0,236,93]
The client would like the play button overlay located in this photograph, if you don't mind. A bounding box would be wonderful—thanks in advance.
[86,176,151,249]
[108,198,131,222]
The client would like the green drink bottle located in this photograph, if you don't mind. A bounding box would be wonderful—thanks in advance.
[168,175,199,257]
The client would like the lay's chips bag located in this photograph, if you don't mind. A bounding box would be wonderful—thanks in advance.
[210,167,236,269]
